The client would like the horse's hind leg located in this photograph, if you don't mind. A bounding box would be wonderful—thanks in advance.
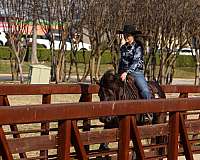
[155,112,167,158]
[151,81,167,156]
[148,81,167,158]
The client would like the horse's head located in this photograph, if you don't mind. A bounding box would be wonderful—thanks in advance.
[98,70,122,101]
[98,70,139,101]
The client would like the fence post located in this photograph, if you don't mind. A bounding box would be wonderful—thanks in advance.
[179,113,194,160]
[168,112,179,160]
[118,116,130,160]
[0,95,27,158]
[0,126,13,160]
[1,95,27,159]
[0,96,14,160]
[79,84,92,152]
[57,120,71,160]
[130,116,145,160]
[71,121,87,160]
[40,94,51,160]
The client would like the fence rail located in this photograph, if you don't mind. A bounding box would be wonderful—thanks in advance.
[0,84,200,160]
[0,84,200,95]
[0,98,200,124]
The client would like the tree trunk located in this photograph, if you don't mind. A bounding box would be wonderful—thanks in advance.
[67,52,73,81]
[18,63,24,83]
[194,49,200,85]
[50,42,56,81]
[56,56,64,83]
[56,47,65,83]
[80,50,87,81]
[158,53,166,84]
[74,55,80,82]
[61,55,65,82]
[91,55,96,83]
[95,54,101,80]
[10,52,16,81]
[31,20,38,64]
[15,54,24,83]
[10,41,24,82]
[165,54,176,84]
[195,63,200,85]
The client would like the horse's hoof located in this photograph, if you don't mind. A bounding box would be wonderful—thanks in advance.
[99,143,110,151]
[132,151,137,160]
[96,156,111,160]
[145,113,153,123]
[140,113,153,124]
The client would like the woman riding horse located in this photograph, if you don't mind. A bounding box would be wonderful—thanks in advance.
[118,24,154,121]
[98,24,166,153]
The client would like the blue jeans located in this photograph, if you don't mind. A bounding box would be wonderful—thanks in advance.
[129,70,151,99]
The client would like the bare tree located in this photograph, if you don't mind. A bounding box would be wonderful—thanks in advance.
[124,0,196,84]
[79,0,129,82]
[37,0,71,83]
[184,1,200,85]
[1,0,200,84]
[39,0,58,81]
[0,0,30,83]
[27,0,41,64]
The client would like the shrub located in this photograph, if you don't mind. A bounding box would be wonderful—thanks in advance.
[175,55,195,67]
[0,47,13,59]
[0,47,196,67]
[149,54,195,67]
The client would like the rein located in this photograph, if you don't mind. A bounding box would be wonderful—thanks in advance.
[122,77,138,100]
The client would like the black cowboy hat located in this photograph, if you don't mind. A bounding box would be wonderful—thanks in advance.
[117,25,142,35]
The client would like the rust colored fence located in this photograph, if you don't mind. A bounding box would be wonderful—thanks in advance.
[0,84,200,160]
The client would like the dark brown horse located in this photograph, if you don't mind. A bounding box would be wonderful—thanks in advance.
[98,69,167,153]
[98,69,166,124]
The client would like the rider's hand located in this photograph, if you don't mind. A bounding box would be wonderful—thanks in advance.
[120,72,127,81]
[120,37,126,46]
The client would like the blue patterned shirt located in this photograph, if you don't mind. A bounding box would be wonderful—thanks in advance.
[118,42,144,74]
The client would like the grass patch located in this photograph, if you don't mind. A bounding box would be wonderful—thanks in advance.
[0,60,51,74]
[0,60,114,75]
[174,67,195,79]
[0,60,196,79]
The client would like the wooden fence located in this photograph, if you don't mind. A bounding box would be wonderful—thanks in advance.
[0,84,200,160]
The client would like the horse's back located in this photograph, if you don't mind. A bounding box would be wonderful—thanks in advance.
[147,80,166,98]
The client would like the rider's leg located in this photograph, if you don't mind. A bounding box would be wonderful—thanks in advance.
[129,70,151,99]
[129,71,153,122]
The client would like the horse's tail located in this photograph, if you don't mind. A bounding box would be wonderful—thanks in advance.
[149,80,166,99]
